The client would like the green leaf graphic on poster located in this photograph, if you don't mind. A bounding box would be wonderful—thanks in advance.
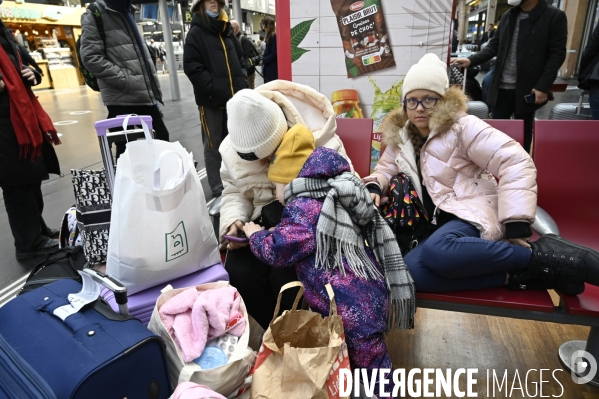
[292,47,310,62]
[345,57,359,77]
[291,18,315,63]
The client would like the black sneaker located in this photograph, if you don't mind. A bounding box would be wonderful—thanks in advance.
[16,238,59,260]
[530,234,599,285]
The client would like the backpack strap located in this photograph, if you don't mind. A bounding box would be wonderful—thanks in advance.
[88,3,105,46]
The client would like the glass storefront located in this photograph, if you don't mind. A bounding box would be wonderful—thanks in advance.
[0,1,85,90]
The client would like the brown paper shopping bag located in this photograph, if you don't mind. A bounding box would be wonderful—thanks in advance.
[249,282,351,399]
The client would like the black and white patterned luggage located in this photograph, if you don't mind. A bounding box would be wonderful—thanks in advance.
[70,169,111,264]
[549,90,592,120]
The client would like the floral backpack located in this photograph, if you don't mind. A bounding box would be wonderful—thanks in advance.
[380,173,429,255]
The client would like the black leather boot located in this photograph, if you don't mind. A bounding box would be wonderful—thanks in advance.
[507,268,585,295]
[530,234,599,285]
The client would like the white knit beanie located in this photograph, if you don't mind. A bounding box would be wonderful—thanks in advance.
[227,89,288,161]
[401,53,449,102]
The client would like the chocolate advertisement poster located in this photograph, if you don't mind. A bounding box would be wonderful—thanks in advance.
[330,0,396,78]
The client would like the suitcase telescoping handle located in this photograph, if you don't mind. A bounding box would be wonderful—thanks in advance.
[94,115,154,195]
[577,90,589,115]
[82,269,129,315]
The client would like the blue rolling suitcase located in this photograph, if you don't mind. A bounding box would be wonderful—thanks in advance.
[0,270,171,399]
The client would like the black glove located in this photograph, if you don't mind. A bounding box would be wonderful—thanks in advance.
[247,54,262,67]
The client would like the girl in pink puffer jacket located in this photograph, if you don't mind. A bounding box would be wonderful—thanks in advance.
[365,53,599,295]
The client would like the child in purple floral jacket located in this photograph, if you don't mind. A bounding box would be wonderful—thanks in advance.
[243,124,416,398]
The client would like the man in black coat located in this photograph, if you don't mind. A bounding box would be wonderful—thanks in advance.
[480,24,495,45]
[452,0,567,153]
[231,20,261,89]
[0,19,61,259]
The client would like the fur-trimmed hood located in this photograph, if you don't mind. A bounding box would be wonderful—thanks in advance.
[381,86,468,147]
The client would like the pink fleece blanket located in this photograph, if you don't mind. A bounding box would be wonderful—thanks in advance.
[159,286,246,362]
[172,382,227,399]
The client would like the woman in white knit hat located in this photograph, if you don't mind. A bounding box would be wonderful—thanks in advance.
[219,84,351,329]
[364,53,599,295]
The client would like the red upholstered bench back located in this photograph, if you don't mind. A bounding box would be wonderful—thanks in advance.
[335,118,373,178]
[483,119,525,146]
[533,120,599,250]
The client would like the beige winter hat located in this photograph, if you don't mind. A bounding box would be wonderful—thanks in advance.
[401,53,449,101]
[227,89,288,161]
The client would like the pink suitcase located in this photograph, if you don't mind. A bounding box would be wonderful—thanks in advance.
[101,263,229,325]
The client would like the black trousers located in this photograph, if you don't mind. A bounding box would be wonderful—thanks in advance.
[106,104,170,158]
[225,246,299,330]
[199,106,227,198]
[2,181,50,252]
[492,88,535,153]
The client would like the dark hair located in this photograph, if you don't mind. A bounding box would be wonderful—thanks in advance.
[261,16,276,44]
[194,0,226,18]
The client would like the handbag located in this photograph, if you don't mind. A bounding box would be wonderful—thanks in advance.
[380,172,429,255]
[148,281,256,397]
[106,116,220,295]
[70,168,111,265]
[18,246,88,296]
[249,281,351,399]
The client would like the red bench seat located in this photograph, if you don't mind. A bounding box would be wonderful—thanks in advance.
[534,120,599,319]
[417,287,554,312]
[417,287,555,312]
[560,284,599,318]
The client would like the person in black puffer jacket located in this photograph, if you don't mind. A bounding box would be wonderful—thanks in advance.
[0,18,61,260]
[184,0,247,199]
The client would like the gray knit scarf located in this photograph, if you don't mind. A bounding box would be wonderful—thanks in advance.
[286,172,415,330]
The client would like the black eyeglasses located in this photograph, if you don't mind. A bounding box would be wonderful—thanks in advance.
[403,97,440,110]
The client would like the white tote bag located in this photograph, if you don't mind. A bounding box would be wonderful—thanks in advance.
[148,281,256,397]
[106,116,221,295]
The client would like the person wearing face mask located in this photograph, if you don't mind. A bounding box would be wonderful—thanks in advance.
[219,86,353,330]
[184,0,247,199]
[79,0,170,158]
[365,54,599,296]
[452,0,567,153]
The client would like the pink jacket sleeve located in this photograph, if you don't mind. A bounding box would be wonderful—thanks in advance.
[460,116,538,224]
[366,146,400,195]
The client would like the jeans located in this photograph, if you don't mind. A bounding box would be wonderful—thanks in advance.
[2,182,51,252]
[492,88,535,153]
[482,67,494,111]
[199,106,228,198]
[106,104,170,158]
[589,86,599,120]
[404,219,532,292]
[224,246,299,330]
